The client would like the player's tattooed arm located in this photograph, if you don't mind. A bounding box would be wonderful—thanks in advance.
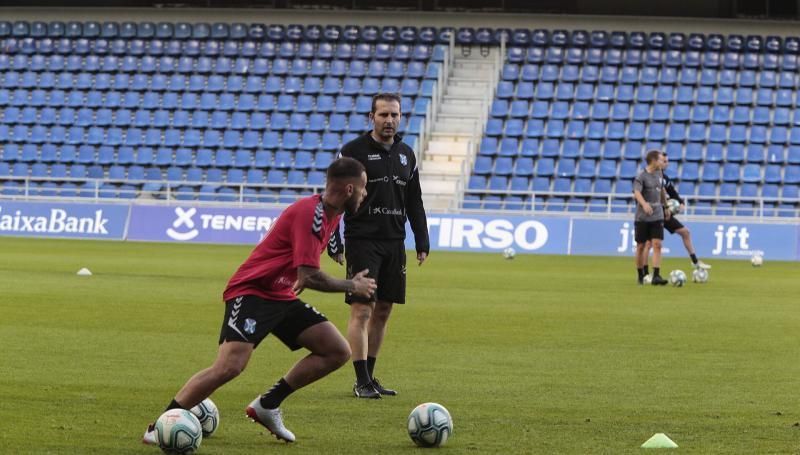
[294,266,376,298]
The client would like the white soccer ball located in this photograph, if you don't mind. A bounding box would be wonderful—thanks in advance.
[190,398,219,437]
[666,199,681,215]
[751,254,764,267]
[407,402,453,448]
[502,247,516,260]
[669,270,687,287]
[642,274,653,285]
[155,409,203,454]
[692,268,709,283]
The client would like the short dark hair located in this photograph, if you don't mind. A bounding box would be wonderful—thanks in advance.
[645,150,662,164]
[327,157,365,181]
[371,93,402,113]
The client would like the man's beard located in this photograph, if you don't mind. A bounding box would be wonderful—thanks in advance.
[345,198,360,215]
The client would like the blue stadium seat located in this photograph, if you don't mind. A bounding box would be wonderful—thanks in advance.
[597,160,617,179]
[575,159,596,178]
[556,158,576,178]
[721,163,740,182]
[701,163,720,182]
[785,165,800,184]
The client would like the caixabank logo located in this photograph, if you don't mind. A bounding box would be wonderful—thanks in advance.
[0,202,126,239]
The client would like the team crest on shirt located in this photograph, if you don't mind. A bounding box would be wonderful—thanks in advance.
[399,154,407,166]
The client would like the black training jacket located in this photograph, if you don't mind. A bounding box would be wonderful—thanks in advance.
[662,173,683,204]
[327,132,430,256]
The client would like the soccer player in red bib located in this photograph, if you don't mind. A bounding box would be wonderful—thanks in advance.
[143,157,375,445]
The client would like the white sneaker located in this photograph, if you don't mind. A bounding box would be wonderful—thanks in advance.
[142,423,157,446]
[694,261,711,270]
[245,398,296,443]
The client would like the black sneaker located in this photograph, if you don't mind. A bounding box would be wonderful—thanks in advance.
[353,382,381,399]
[651,275,668,286]
[370,378,397,396]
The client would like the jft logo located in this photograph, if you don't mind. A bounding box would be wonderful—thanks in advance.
[711,225,750,256]
[617,222,636,253]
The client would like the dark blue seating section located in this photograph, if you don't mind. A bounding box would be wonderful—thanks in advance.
[468,30,800,216]
[0,21,442,202]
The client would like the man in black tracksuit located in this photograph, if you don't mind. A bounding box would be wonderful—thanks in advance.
[327,93,429,399]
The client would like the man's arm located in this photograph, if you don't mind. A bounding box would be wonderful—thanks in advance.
[294,266,375,298]
[665,182,682,203]
[633,190,653,215]
[664,175,683,203]
[405,161,430,260]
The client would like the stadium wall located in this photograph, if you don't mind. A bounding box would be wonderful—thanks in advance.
[2,200,798,261]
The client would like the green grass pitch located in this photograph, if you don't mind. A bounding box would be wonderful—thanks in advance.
[1,237,799,454]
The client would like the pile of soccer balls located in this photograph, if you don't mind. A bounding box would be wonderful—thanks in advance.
[645,268,708,286]
[155,398,219,454]
[152,397,455,452]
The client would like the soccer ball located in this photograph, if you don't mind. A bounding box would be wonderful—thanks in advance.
[502,247,516,260]
[751,253,764,267]
[666,199,681,215]
[154,409,203,454]
[692,268,709,283]
[190,398,219,437]
[642,274,653,285]
[407,402,453,448]
[669,270,687,287]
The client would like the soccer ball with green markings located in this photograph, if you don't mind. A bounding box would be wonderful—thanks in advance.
[692,268,709,283]
[667,199,681,215]
[155,409,202,454]
[407,402,453,447]
[669,270,687,287]
[190,398,219,437]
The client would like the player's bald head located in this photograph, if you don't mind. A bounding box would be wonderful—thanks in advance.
[327,157,365,182]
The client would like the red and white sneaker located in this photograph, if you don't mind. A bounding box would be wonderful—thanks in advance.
[245,398,296,443]
[142,423,157,446]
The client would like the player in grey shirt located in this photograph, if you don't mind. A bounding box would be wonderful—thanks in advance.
[633,150,670,285]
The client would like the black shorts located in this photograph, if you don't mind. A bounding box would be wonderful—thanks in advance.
[634,220,664,244]
[218,295,327,350]
[664,216,684,234]
[344,238,406,304]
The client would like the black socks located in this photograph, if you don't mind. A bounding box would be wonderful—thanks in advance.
[353,360,371,386]
[260,378,294,410]
[165,399,184,412]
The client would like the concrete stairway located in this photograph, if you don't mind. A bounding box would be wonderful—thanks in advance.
[419,48,498,211]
